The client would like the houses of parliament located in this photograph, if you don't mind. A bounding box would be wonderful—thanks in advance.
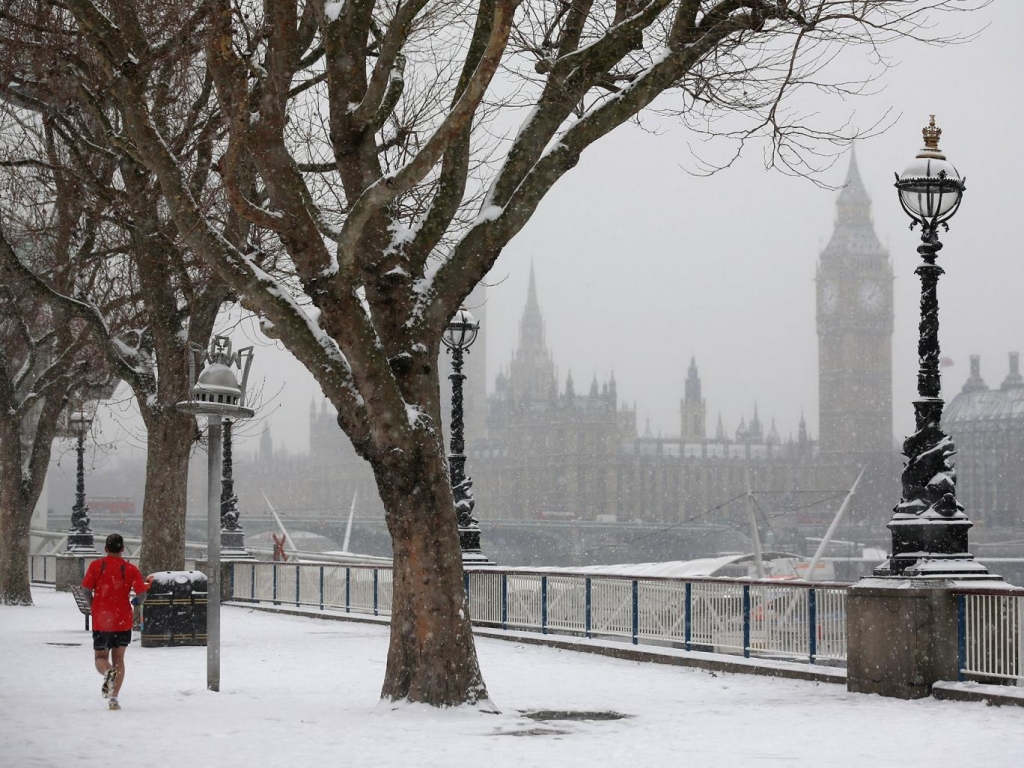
[243,151,1022,540]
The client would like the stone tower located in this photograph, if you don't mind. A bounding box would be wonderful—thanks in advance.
[680,356,706,442]
[817,148,894,455]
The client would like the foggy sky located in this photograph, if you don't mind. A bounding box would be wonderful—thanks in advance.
[91,2,1024,462]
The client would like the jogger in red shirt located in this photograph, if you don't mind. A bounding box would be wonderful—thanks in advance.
[81,533,152,710]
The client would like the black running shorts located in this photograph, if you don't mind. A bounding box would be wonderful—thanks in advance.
[92,630,132,651]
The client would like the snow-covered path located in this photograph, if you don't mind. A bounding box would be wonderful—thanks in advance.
[3,588,1022,767]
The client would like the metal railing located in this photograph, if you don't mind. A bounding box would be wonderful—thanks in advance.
[36,552,1021,682]
[229,562,848,665]
[29,554,60,584]
[29,554,116,584]
[28,554,194,585]
[956,588,1024,686]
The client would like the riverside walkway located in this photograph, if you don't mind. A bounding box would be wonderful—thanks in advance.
[3,588,1023,768]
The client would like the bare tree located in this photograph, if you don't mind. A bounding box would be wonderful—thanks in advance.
[0,224,100,603]
[49,0,982,705]
[0,1,240,577]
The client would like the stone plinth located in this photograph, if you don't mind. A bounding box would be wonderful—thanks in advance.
[847,579,964,699]
[55,554,91,593]
[195,560,234,603]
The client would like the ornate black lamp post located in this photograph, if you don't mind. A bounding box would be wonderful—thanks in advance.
[177,335,255,690]
[876,116,988,578]
[65,401,99,554]
[219,419,253,559]
[442,307,491,564]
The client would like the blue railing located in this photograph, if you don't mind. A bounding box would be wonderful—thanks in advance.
[228,562,849,666]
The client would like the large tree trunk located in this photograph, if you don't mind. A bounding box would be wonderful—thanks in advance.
[0,470,36,605]
[375,436,489,706]
[138,409,196,576]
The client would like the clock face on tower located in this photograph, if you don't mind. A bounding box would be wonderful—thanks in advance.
[821,281,839,314]
[858,281,884,313]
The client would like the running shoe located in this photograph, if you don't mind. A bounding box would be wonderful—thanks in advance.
[101,668,118,698]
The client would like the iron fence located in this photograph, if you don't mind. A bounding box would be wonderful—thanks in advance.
[34,554,1024,682]
[956,589,1024,686]
[229,562,848,665]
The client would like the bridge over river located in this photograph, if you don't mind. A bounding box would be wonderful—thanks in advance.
[97,513,751,567]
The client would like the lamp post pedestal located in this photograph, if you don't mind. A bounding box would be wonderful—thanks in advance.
[847,580,960,699]
[55,555,91,593]
[874,518,991,579]
[219,531,253,559]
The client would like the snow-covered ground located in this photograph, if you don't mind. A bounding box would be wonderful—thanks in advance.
[3,588,1023,767]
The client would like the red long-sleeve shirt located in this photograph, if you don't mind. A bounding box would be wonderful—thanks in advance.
[82,556,150,632]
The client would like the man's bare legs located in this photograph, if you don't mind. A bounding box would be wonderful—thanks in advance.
[94,649,112,676]
[110,646,126,696]
[95,646,126,700]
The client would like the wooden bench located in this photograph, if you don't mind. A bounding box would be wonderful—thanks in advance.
[69,585,91,631]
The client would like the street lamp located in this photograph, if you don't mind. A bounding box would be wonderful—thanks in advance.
[176,335,254,691]
[63,400,99,554]
[442,307,490,564]
[877,116,987,578]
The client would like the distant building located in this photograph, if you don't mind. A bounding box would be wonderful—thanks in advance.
[816,147,894,456]
[236,151,901,534]
[943,353,1024,527]
[469,267,865,528]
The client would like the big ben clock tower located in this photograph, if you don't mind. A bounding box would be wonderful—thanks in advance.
[817,150,894,455]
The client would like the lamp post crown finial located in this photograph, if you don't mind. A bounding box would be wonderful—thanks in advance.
[918,115,946,160]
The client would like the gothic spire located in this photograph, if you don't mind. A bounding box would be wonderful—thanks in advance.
[507,263,557,402]
[684,356,702,404]
[821,146,886,262]
[519,261,545,354]
[836,144,872,221]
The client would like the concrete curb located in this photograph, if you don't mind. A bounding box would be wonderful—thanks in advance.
[932,680,1024,708]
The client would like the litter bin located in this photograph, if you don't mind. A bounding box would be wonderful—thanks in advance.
[141,571,208,648]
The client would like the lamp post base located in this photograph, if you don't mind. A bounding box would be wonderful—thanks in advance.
[872,555,997,580]
[220,529,254,560]
[875,516,998,579]
[459,526,493,566]
[66,531,98,555]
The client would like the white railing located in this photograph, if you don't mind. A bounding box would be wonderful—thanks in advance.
[28,554,195,585]
[29,555,60,584]
[229,562,848,666]
[230,561,393,616]
[957,589,1024,685]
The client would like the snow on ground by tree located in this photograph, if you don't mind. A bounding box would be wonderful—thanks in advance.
[3,588,1023,767]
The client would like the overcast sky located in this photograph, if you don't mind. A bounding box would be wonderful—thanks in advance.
[92,1,1024,462]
